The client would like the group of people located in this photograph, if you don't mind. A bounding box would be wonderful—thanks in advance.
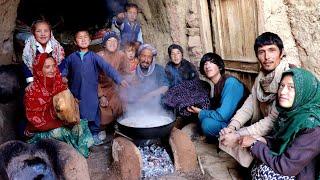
[18,2,319,179]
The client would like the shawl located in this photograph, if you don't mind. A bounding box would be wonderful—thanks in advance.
[25,53,68,131]
[164,79,210,116]
[256,59,290,103]
[271,68,320,155]
[22,33,65,74]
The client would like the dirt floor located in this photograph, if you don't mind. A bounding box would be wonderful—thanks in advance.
[86,126,245,180]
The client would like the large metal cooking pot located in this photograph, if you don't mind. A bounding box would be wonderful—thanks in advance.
[116,115,175,140]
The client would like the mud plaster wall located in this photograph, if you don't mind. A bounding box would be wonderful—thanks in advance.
[258,0,320,78]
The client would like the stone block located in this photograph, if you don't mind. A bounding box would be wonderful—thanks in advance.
[187,36,201,48]
[0,139,90,180]
[186,28,200,36]
[169,127,198,173]
[112,137,142,180]
[186,13,200,28]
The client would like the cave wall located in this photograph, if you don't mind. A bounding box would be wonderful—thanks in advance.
[1,0,320,78]
[0,0,20,65]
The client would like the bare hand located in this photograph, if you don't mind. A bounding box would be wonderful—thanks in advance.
[25,82,33,91]
[62,77,68,84]
[219,126,235,136]
[120,80,129,88]
[239,136,257,148]
[99,96,109,107]
[220,132,240,148]
[187,106,201,114]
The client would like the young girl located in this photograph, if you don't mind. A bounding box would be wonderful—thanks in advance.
[22,20,65,84]
[62,30,128,145]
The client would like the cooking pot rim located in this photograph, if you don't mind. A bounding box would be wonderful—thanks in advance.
[117,115,175,128]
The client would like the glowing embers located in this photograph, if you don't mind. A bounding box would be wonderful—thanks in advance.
[138,144,174,178]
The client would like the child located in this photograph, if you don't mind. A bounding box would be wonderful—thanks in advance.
[22,20,65,85]
[113,3,143,47]
[62,30,128,145]
[165,44,199,87]
[124,41,139,74]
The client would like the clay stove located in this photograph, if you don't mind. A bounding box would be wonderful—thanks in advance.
[112,127,198,179]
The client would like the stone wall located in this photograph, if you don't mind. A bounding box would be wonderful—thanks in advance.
[0,0,20,65]
[130,0,205,66]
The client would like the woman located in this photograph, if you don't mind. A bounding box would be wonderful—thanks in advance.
[187,53,248,140]
[97,31,129,128]
[240,68,320,179]
[24,53,93,158]
[165,44,199,87]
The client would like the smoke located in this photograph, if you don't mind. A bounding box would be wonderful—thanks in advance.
[119,73,174,126]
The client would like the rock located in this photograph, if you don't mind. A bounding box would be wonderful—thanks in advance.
[0,139,90,179]
[0,65,23,103]
[169,127,198,173]
[186,13,200,28]
[112,137,142,180]
[188,36,201,48]
[186,28,200,36]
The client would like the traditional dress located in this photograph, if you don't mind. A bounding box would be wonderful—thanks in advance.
[97,49,129,126]
[251,68,320,180]
[25,53,93,157]
[62,51,123,135]
[219,59,292,167]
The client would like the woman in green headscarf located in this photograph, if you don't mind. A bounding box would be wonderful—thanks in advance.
[239,68,320,180]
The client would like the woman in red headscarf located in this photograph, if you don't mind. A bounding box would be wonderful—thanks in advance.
[24,53,93,158]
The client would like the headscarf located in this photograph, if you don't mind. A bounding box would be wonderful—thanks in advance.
[102,31,119,45]
[25,53,67,131]
[136,44,157,79]
[22,33,65,74]
[271,68,320,155]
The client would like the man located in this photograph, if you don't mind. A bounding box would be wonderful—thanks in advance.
[125,44,169,107]
[219,32,294,167]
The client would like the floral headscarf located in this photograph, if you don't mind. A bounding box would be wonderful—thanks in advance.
[22,33,65,74]
[25,53,67,131]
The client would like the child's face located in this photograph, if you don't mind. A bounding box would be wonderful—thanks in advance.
[105,37,118,53]
[127,7,138,22]
[34,22,51,46]
[170,49,183,65]
[125,49,136,60]
[75,31,91,50]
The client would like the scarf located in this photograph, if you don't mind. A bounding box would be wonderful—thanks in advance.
[22,33,65,74]
[25,53,67,131]
[256,59,290,103]
[136,60,156,80]
[271,68,320,155]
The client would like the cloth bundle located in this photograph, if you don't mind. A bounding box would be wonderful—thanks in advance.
[53,89,80,125]
[164,79,210,117]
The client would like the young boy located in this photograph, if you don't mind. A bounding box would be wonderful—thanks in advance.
[62,30,128,145]
[113,3,143,47]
